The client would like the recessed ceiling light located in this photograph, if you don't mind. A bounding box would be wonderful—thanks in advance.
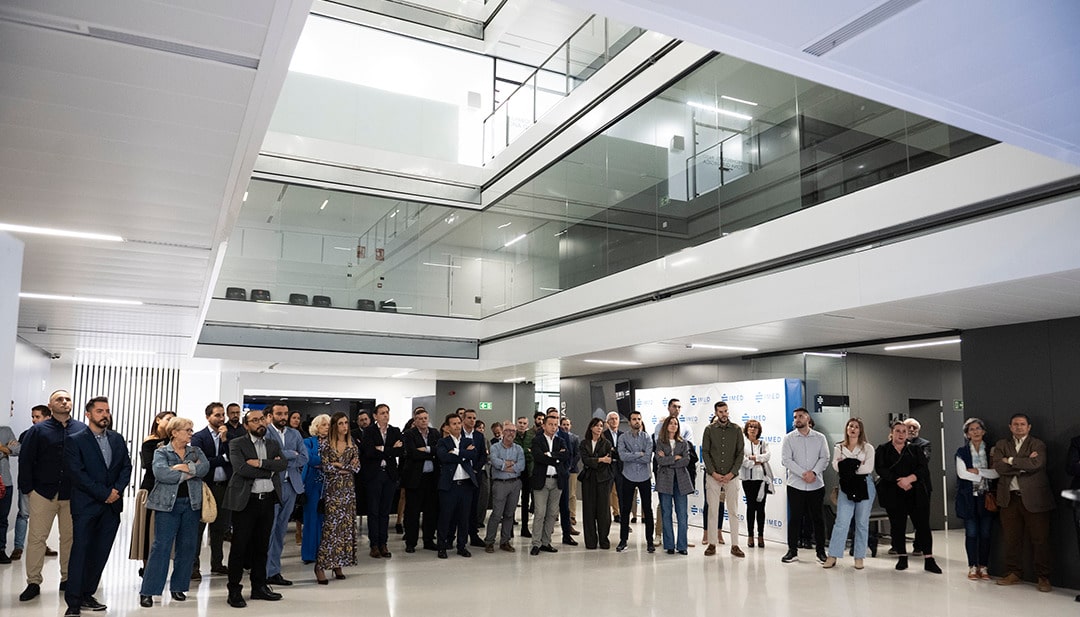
[320,199,329,210]
[803,352,846,358]
[498,222,512,229]
[422,262,461,268]
[503,377,527,383]
[720,94,758,106]
[687,101,752,121]
[77,348,157,355]
[391,370,415,378]
[583,359,642,366]
[690,343,759,352]
[884,339,961,351]
[242,191,249,202]
[538,287,562,292]
[503,234,526,248]
[20,292,143,306]
[0,223,123,242]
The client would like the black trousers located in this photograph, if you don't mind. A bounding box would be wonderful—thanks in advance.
[742,480,767,536]
[228,493,276,594]
[365,470,397,548]
[438,482,474,551]
[786,486,825,552]
[519,473,532,531]
[468,471,485,538]
[885,494,933,556]
[66,506,120,609]
[581,478,612,549]
[619,478,653,544]
[403,473,439,548]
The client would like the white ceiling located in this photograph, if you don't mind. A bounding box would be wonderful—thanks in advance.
[570,0,1080,167]
[4,0,312,357]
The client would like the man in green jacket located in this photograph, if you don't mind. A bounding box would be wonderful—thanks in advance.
[701,401,745,557]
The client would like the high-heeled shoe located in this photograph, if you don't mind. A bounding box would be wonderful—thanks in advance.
[314,567,328,585]
[332,568,346,580]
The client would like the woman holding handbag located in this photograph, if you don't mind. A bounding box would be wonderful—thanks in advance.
[823,418,875,570]
[955,417,998,580]
[579,418,614,550]
[139,417,208,607]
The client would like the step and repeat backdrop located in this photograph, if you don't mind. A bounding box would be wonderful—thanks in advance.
[633,378,803,543]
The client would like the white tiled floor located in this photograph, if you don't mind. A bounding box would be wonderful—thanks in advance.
[2,515,1076,616]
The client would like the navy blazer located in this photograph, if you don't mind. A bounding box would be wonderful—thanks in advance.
[361,424,404,482]
[436,435,478,491]
[64,428,133,515]
[461,429,488,473]
[530,432,570,491]
[191,426,232,482]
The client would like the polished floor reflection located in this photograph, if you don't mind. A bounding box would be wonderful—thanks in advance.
[1,515,1075,616]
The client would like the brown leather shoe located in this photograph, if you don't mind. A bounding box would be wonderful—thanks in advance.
[731,546,745,558]
[10,548,22,560]
[500,543,515,553]
[704,544,716,556]
[996,572,1022,586]
[379,546,392,558]
[370,547,382,559]
[45,547,58,557]
[1037,577,1052,592]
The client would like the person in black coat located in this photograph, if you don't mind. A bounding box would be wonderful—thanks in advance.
[875,422,940,574]
[435,414,478,558]
[579,418,614,550]
[360,404,403,559]
[401,409,440,552]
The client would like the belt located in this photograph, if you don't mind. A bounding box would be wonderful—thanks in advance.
[546,474,558,478]
[493,478,519,483]
[453,480,471,486]
[252,492,274,500]
[1010,490,1022,496]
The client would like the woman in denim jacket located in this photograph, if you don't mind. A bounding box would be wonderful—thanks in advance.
[655,416,694,555]
[139,417,208,607]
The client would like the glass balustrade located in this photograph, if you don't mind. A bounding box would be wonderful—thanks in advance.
[219,53,995,317]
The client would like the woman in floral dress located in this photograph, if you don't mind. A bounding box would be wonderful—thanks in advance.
[317,412,360,581]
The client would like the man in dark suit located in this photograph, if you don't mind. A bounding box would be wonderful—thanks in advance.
[191,402,233,576]
[529,413,569,555]
[361,403,403,559]
[351,410,372,521]
[460,409,487,547]
[436,413,477,559]
[513,416,534,537]
[222,409,287,608]
[557,414,581,545]
[63,396,132,616]
[991,413,1054,592]
[401,408,440,552]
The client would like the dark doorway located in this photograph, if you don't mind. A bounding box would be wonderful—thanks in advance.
[908,399,946,530]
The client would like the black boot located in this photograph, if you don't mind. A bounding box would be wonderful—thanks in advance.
[924,556,942,574]
[896,555,908,571]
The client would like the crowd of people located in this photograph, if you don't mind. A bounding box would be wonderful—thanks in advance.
[0,390,1070,614]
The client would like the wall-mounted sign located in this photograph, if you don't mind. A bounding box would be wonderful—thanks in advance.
[478,402,492,410]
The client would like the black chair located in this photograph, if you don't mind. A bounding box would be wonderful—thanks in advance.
[289,293,309,306]
[225,287,246,301]
[250,289,271,302]
[357,299,376,311]
[313,295,331,307]
[379,300,397,313]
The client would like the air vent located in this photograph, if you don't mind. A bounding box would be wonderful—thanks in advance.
[803,0,921,57]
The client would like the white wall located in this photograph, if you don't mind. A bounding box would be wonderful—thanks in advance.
[0,232,23,426]
[177,357,224,431]
[9,340,52,438]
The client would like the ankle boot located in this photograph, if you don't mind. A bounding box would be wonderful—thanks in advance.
[924,556,942,574]
[896,555,908,571]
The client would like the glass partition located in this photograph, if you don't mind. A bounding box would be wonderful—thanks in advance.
[222,54,994,318]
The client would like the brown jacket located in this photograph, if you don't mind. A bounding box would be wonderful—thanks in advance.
[991,435,1054,512]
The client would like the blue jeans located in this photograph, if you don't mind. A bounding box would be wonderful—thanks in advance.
[14,490,29,550]
[659,492,688,552]
[963,495,993,566]
[827,476,876,559]
[140,497,200,595]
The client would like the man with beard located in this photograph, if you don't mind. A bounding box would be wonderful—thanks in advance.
[360,403,403,559]
[401,408,440,552]
[701,401,744,557]
[63,397,132,615]
[223,409,287,607]
[18,389,86,602]
[191,402,233,576]
[780,407,829,564]
[264,402,307,587]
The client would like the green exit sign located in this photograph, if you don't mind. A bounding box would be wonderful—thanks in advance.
[478,402,493,410]
[953,400,964,411]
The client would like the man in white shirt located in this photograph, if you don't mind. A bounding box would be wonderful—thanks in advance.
[780,407,829,564]
[435,414,478,559]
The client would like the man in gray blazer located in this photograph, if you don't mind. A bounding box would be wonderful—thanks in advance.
[223,409,287,608]
[991,413,1054,592]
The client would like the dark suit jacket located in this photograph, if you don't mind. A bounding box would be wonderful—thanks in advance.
[401,426,440,489]
[223,434,287,511]
[436,435,478,491]
[361,423,403,482]
[462,429,488,474]
[580,437,614,484]
[530,432,570,491]
[191,426,232,481]
[65,428,132,515]
[603,428,624,473]
[1068,435,1080,490]
[991,435,1054,512]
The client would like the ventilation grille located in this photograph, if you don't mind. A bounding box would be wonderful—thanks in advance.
[72,356,181,495]
[803,0,921,57]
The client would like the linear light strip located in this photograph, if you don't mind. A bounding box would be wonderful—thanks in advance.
[687,101,753,121]
[583,359,642,366]
[20,292,143,306]
[0,223,123,242]
[884,339,961,351]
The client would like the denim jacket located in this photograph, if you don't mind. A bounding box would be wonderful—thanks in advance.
[146,443,209,512]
